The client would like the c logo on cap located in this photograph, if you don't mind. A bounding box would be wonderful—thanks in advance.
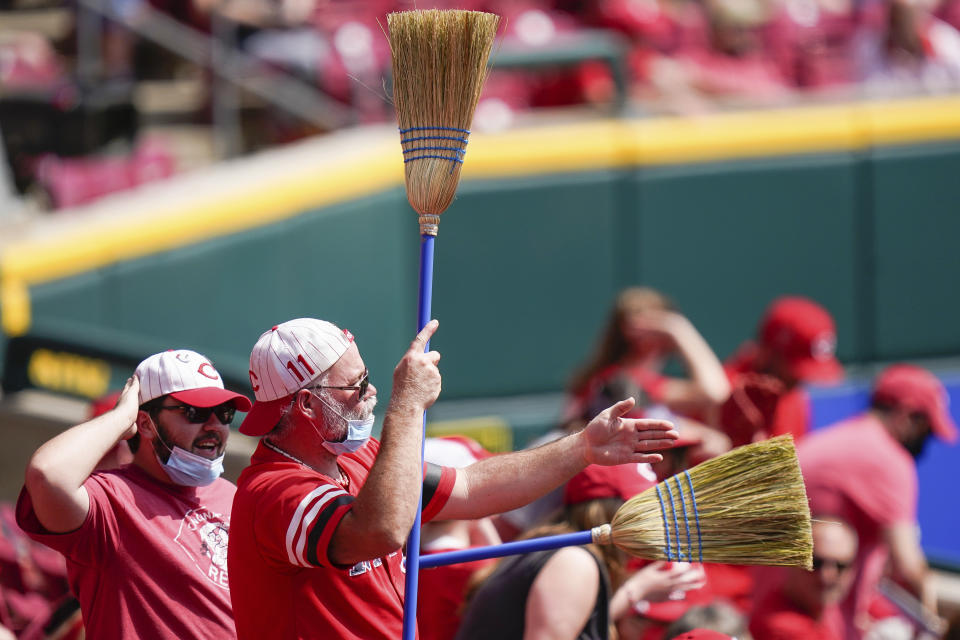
[249,370,260,392]
[811,333,836,361]
[198,362,220,380]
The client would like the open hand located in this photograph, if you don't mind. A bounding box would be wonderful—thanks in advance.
[624,561,707,604]
[116,376,140,440]
[582,397,678,466]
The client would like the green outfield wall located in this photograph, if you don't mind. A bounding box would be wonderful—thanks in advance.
[3,97,960,406]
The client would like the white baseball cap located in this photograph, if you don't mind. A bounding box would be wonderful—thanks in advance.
[240,318,354,436]
[135,350,252,410]
[423,436,491,468]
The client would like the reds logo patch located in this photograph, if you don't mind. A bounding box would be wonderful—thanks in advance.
[175,508,230,590]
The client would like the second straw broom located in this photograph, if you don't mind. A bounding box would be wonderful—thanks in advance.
[422,435,813,570]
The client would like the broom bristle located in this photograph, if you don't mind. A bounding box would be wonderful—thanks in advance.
[610,435,813,569]
[388,10,500,231]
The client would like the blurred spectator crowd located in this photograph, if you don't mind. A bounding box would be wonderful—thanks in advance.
[3,0,960,209]
[2,289,958,639]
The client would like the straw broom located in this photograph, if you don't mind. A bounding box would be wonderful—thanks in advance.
[387,10,500,640]
[422,435,813,570]
[390,9,499,233]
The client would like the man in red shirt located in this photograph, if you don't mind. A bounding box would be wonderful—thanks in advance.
[17,349,252,639]
[720,296,843,446]
[228,318,679,640]
[798,364,957,638]
[750,518,858,640]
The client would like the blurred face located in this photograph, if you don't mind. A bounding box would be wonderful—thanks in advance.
[901,410,933,459]
[786,520,857,613]
[756,348,800,388]
[309,343,377,443]
[620,310,673,358]
[149,399,233,461]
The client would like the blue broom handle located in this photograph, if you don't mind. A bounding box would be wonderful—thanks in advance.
[420,530,597,568]
[401,233,435,640]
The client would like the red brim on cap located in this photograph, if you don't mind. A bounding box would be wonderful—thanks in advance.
[170,388,252,412]
[789,355,843,384]
[932,411,959,444]
[239,396,291,436]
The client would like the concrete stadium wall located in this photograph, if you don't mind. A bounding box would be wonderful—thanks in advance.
[6,137,960,401]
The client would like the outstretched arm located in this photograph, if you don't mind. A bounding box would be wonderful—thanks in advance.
[436,398,678,521]
[886,522,937,614]
[24,377,140,533]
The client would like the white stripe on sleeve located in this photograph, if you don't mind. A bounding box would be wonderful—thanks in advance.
[294,487,348,566]
[284,485,338,566]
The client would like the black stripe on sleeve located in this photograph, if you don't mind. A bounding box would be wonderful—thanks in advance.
[305,495,354,567]
[421,463,443,512]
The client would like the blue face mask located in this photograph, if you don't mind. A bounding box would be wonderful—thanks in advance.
[155,432,225,487]
[322,415,375,456]
[313,393,374,456]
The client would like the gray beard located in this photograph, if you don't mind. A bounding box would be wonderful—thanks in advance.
[316,389,376,442]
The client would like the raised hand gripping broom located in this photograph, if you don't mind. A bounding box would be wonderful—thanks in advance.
[421,435,814,571]
[386,10,500,640]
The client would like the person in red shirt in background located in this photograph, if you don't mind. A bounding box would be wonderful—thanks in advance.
[750,517,858,640]
[797,364,956,639]
[719,296,843,448]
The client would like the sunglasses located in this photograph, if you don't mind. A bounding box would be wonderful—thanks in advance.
[812,556,851,572]
[312,370,370,398]
[158,403,236,425]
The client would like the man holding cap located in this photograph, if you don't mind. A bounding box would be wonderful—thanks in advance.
[798,364,957,638]
[228,318,679,640]
[17,349,252,639]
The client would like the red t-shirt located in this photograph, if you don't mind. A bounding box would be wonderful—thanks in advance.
[229,438,456,640]
[16,466,236,639]
[797,414,916,635]
[750,588,843,640]
[721,344,811,446]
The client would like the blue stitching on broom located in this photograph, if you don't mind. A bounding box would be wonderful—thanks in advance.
[684,470,703,562]
[674,475,693,564]
[399,125,471,134]
[656,484,673,561]
[402,146,466,156]
[399,127,469,173]
[401,135,470,145]
[403,155,464,165]
[664,481,683,561]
